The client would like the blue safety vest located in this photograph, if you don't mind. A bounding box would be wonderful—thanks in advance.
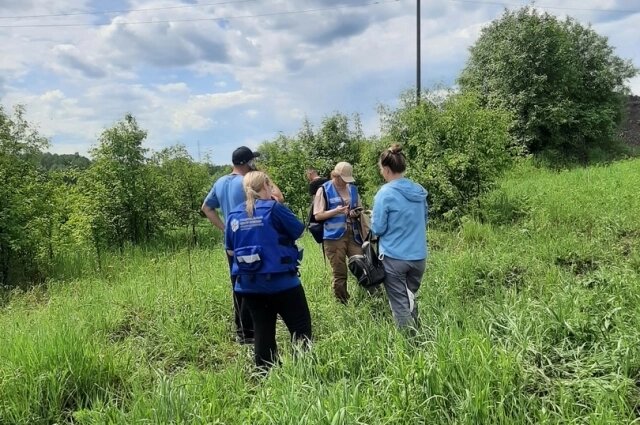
[227,200,301,278]
[322,181,359,241]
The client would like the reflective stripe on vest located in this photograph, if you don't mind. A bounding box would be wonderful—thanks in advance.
[237,253,261,264]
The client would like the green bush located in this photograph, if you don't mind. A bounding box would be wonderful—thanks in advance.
[380,91,514,219]
[0,105,51,286]
[258,113,367,216]
[459,7,638,159]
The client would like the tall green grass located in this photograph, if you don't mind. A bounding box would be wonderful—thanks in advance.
[1,158,639,424]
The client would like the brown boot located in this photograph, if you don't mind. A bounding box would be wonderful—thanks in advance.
[333,282,350,304]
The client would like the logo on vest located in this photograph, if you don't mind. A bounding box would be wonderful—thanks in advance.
[230,218,239,232]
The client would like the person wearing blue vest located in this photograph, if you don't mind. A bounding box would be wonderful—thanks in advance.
[226,171,312,370]
[371,144,428,328]
[313,162,363,303]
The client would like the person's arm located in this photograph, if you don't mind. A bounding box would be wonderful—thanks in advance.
[273,203,305,240]
[313,187,348,221]
[224,215,234,256]
[201,203,225,231]
[201,181,225,231]
[270,182,285,203]
[370,192,388,237]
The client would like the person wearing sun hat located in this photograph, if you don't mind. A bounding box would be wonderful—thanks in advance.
[312,161,364,303]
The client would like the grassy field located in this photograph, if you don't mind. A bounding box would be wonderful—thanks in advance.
[1,158,640,424]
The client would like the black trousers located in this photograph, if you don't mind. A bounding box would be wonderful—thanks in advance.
[227,254,254,340]
[242,285,312,369]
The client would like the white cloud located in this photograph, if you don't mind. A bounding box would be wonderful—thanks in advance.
[171,110,214,131]
[3,89,102,140]
[171,90,262,130]
[156,82,190,93]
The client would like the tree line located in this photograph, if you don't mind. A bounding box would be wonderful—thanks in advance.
[1,7,636,287]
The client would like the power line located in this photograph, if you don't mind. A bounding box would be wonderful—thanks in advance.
[449,0,640,14]
[0,0,402,28]
[0,0,257,20]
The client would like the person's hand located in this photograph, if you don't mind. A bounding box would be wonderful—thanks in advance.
[348,207,363,218]
[334,205,349,216]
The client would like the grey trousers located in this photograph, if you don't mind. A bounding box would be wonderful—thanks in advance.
[381,256,426,328]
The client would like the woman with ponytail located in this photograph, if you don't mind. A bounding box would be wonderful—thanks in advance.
[371,144,428,329]
[225,171,312,370]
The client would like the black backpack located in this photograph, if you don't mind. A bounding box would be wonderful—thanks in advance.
[348,233,385,288]
[307,187,328,244]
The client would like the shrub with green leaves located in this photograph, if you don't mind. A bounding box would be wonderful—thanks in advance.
[150,145,211,244]
[459,7,638,158]
[380,91,513,218]
[0,105,50,285]
[258,113,366,216]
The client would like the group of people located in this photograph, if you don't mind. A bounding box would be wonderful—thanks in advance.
[202,144,428,370]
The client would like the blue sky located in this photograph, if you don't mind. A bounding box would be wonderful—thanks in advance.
[1,0,638,164]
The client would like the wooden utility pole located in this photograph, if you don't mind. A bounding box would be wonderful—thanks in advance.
[417,0,421,105]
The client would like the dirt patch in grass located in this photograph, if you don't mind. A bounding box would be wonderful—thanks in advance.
[503,266,527,290]
[108,307,151,342]
[462,264,528,299]
[578,274,611,290]
[617,228,640,258]
[555,253,600,276]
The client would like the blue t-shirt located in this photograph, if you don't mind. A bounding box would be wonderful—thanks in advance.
[203,174,245,221]
[226,200,305,294]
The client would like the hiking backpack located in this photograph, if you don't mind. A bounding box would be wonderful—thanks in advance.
[348,233,385,288]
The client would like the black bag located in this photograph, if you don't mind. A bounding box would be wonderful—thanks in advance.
[308,222,324,244]
[348,233,385,288]
[307,187,328,244]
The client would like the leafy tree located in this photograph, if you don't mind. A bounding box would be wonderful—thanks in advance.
[39,152,91,171]
[355,136,386,207]
[86,114,151,250]
[459,7,638,157]
[204,163,231,181]
[258,134,309,216]
[151,145,211,243]
[380,91,513,218]
[0,105,50,285]
[258,113,367,216]
[301,114,364,178]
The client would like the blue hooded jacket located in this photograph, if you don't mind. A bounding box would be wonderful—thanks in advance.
[371,178,428,261]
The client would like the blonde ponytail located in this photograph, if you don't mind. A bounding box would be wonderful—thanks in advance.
[243,171,270,217]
